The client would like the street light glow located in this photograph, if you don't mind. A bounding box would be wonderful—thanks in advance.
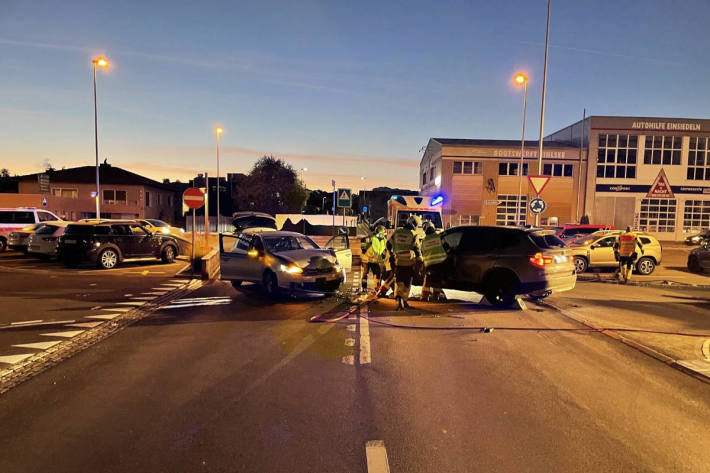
[514,73,527,84]
[93,57,109,68]
[215,126,223,135]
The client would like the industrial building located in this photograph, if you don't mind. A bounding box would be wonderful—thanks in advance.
[420,116,710,240]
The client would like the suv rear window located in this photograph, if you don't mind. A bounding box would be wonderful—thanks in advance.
[65,225,111,236]
[450,227,523,253]
[530,232,566,248]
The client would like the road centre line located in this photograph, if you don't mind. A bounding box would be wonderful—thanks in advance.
[365,440,391,473]
[359,305,371,364]
[40,330,85,338]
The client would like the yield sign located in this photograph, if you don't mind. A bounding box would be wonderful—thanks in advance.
[528,175,551,195]
[183,187,205,209]
[646,169,674,198]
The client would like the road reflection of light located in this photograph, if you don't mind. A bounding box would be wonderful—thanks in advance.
[161,296,232,309]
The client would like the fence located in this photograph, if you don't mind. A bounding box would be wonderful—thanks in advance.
[185,215,233,233]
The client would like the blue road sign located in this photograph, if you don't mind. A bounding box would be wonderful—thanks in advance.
[41,196,47,207]
[529,197,546,215]
[337,188,352,208]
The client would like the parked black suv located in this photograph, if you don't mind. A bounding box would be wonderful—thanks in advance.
[59,220,179,269]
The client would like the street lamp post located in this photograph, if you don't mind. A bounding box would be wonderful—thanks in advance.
[215,127,223,233]
[92,56,109,218]
[514,73,528,227]
[536,0,552,226]
[299,168,308,234]
[360,176,367,217]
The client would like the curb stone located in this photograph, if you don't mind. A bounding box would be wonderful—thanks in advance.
[0,278,205,395]
[538,299,710,386]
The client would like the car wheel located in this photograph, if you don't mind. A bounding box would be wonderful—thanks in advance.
[98,248,119,269]
[263,271,280,298]
[483,272,518,308]
[161,245,176,264]
[0,237,6,253]
[688,256,702,273]
[230,280,242,288]
[636,257,655,275]
[573,256,588,273]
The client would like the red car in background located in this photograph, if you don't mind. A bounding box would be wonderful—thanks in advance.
[554,224,615,242]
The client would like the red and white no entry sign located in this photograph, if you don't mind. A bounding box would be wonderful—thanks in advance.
[183,187,205,209]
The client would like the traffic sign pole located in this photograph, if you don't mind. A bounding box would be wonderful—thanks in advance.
[191,208,196,264]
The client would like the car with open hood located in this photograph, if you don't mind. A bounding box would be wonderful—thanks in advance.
[219,230,345,297]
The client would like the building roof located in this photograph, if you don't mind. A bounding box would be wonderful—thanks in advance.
[431,138,574,148]
[15,164,173,191]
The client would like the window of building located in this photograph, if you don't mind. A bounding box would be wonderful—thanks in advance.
[495,194,527,226]
[453,161,481,175]
[51,188,78,199]
[683,200,710,231]
[498,162,528,176]
[457,215,480,226]
[643,135,681,165]
[639,198,676,233]
[422,172,427,185]
[597,134,638,179]
[102,189,127,205]
[542,163,574,176]
[145,191,151,207]
[429,168,435,182]
[687,137,710,180]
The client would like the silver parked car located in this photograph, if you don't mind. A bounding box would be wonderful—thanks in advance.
[27,221,70,259]
[219,230,345,297]
[7,223,44,254]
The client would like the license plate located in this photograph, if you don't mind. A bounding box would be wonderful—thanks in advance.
[64,239,77,244]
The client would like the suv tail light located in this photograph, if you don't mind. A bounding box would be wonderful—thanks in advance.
[529,252,553,268]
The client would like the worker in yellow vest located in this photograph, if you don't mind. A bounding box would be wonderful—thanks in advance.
[614,226,644,283]
[420,222,447,302]
[361,225,386,292]
[388,214,422,309]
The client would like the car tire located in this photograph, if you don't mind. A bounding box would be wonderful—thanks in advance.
[161,245,176,264]
[635,257,655,276]
[98,248,119,270]
[483,272,518,308]
[688,256,702,273]
[230,280,242,288]
[573,256,588,274]
[0,237,6,253]
[263,271,280,298]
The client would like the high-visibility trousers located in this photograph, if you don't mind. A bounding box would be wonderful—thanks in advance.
[394,265,415,301]
[422,263,444,300]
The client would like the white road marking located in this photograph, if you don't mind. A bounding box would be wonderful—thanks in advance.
[116,301,143,306]
[359,305,371,364]
[124,293,134,297]
[0,353,35,365]
[142,291,167,295]
[341,355,354,365]
[90,306,102,310]
[130,297,155,301]
[13,341,62,350]
[10,319,43,325]
[347,324,356,332]
[87,314,120,320]
[365,440,390,473]
[345,338,355,347]
[89,283,97,286]
[101,307,132,312]
[40,330,85,338]
[67,321,103,328]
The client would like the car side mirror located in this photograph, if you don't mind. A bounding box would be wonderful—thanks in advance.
[590,244,596,249]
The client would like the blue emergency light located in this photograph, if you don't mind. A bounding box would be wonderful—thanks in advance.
[431,194,445,206]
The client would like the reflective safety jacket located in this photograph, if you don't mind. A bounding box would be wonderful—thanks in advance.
[421,233,447,267]
[365,235,387,264]
[618,232,638,257]
[390,228,419,266]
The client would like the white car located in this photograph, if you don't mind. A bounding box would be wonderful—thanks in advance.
[220,230,346,297]
[0,208,62,252]
[27,221,70,259]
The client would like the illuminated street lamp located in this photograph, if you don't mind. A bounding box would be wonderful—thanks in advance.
[215,126,223,232]
[514,72,528,226]
[92,56,109,218]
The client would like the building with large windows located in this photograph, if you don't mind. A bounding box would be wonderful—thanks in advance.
[420,116,710,240]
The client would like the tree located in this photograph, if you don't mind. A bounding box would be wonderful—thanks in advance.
[233,156,308,215]
[0,168,9,179]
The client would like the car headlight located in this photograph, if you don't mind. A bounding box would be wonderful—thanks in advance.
[280,263,303,274]
[180,228,185,233]
[334,264,343,273]
[161,227,170,234]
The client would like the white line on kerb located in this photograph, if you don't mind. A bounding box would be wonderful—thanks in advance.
[365,440,390,473]
[359,305,371,364]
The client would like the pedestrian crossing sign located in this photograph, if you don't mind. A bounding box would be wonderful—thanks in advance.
[337,188,352,208]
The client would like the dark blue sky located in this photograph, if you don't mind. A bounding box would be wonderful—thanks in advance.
[2,0,708,189]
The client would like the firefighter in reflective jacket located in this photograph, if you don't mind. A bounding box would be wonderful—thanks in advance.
[388,214,422,309]
[361,225,386,291]
[420,222,447,302]
[614,226,644,281]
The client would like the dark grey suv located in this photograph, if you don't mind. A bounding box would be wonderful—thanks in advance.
[59,220,179,269]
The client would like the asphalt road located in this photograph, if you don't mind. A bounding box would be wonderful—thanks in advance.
[1,276,709,472]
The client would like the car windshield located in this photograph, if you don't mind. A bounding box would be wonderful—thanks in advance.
[262,235,319,252]
[530,232,566,248]
[145,219,168,227]
[35,225,59,235]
